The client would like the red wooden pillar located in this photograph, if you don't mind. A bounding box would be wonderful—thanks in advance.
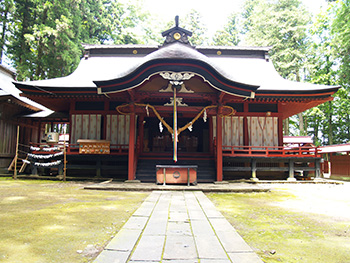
[278,115,284,146]
[216,107,223,181]
[128,108,136,181]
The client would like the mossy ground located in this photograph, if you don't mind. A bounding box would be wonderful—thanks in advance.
[0,178,148,263]
[207,190,350,263]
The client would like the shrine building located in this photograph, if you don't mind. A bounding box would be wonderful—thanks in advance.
[14,19,340,183]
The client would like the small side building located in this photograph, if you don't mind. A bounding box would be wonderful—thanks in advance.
[0,64,51,168]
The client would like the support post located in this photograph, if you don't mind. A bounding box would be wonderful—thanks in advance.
[128,109,136,181]
[243,117,249,146]
[216,107,223,182]
[315,159,321,179]
[13,125,20,180]
[63,136,67,181]
[287,159,296,181]
[96,157,101,177]
[251,159,259,181]
[278,115,284,146]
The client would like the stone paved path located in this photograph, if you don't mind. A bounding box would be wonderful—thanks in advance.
[94,191,263,263]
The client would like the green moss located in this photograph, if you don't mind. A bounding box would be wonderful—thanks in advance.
[0,180,149,263]
[207,191,350,263]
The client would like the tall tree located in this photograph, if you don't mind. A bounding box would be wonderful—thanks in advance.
[304,6,339,145]
[330,0,350,144]
[242,0,311,80]
[0,0,14,63]
[241,0,311,136]
[7,0,148,81]
[332,0,350,90]
[212,13,240,46]
[183,9,208,46]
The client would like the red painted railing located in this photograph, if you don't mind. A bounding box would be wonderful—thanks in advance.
[30,143,129,155]
[222,145,320,158]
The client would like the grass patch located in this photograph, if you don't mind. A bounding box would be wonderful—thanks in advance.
[207,191,350,263]
[0,179,149,263]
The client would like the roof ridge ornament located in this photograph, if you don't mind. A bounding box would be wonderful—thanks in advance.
[161,16,192,46]
[160,71,195,86]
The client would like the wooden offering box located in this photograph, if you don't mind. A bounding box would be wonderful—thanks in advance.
[77,139,110,154]
[156,165,197,186]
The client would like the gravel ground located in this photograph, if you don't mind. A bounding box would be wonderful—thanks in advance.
[267,181,350,221]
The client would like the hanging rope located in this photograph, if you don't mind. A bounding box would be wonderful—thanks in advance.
[116,103,236,138]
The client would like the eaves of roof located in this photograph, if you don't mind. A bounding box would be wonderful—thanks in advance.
[13,42,340,99]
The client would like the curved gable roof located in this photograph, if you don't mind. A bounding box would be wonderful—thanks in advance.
[94,42,259,98]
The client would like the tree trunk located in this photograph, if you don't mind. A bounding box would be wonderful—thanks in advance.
[298,113,304,135]
[284,118,289,135]
[295,71,306,136]
[0,8,10,63]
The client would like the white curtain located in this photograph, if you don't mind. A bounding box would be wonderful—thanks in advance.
[212,116,244,147]
[71,114,101,143]
[222,116,244,147]
[106,115,130,146]
[247,117,278,146]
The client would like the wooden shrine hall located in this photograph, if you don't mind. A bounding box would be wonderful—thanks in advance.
[14,18,340,182]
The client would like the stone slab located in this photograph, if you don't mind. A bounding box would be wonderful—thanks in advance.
[142,217,168,236]
[187,209,207,220]
[133,202,156,217]
[208,218,235,232]
[163,235,197,260]
[194,234,228,260]
[130,235,165,261]
[191,219,215,236]
[216,229,253,252]
[162,260,198,263]
[122,216,148,230]
[203,208,225,219]
[105,228,142,252]
[93,250,130,263]
[200,259,231,263]
[169,211,189,222]
[228,252,264,263]
[167,221,192,236]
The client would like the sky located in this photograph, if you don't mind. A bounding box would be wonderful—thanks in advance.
[126,0,328,39]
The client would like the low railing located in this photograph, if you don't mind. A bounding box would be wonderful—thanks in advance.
[222,145,320,158]
[30,143,129,155]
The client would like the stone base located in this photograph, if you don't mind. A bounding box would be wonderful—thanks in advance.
[214,181,229,184]
[125,180,141,183]
[287,177,297,182]
[250,177,259,182]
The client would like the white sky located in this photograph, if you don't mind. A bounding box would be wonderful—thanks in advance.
[129,0,328,39]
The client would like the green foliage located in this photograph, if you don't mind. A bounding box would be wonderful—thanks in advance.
[304,0,350,145]
[332,0,350,90]
[182,9,208,46]
[4,0,149,80]
[0,0,14,63]
[242,0,311,80]
[212,13,240,46]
